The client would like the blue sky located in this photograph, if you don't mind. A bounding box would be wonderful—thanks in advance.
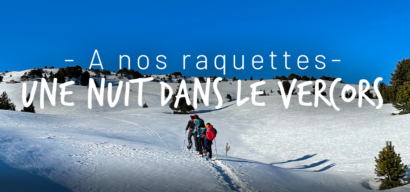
[0,0,409,84]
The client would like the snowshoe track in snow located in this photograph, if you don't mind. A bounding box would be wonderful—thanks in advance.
[211,160,255,192]
[104,117,168,148]
[182,149,253,192]
[204,157,254,192]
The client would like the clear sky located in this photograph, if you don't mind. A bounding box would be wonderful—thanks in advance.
[1,0,409,84]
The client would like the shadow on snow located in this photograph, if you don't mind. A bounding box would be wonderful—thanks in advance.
[0,160,71,192]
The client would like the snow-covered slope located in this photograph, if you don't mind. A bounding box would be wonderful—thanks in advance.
[0,69,409,191]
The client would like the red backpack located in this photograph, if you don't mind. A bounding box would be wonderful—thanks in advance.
[206,127,217,141]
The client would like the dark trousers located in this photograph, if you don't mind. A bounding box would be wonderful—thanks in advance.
[204,138,213,158]
[187,129,194,146]
[196,137,204,153]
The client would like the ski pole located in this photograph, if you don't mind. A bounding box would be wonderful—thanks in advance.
[183,130,187,150]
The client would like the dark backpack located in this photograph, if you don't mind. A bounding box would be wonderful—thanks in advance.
[199,119,205,128]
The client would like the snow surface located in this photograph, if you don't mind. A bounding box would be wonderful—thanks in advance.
[0,69,409,191]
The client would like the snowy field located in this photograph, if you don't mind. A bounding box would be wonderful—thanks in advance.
[0,70,409,191]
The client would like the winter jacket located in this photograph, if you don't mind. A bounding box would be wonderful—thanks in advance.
[198,127,206,138]
[194,118,205,136]
[186,120,195,131]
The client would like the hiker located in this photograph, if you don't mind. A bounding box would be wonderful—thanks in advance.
[203,123,217,159]
[185,115,196,150]
[193,114,205,155]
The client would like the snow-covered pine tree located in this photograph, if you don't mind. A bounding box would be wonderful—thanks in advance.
[21,93,35,113]
[0,91,16,111]
[374,141,407,190]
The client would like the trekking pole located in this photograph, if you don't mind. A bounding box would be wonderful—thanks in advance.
[214,139,218,160]
[183,130,187,150]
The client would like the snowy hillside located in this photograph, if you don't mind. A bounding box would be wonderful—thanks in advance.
[0,69,409,191]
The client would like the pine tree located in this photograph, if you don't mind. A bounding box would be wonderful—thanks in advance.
[169,86,194,114]
[365,90,374,99]
[21,93,35,113]
[48,72,55,82]
[375,141,407,190]
[0,91,16,111]
[93,79,100,88]
[277,80,296,95]
[0,75,3,83]
[311,83,327,96]
[390,58,410,102]
[250,76,253,80]
[379,82,394,103]
[301,75,310,81]
[198,76,206,83]
[393,82,410,114]
[226,94,232,102]
[81,71,90,86]
[165,88,170,98]
[143,102,148,108]
[344,91,353,98]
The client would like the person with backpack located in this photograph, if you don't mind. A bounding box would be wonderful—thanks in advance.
[204,123,217,159]
[193,114,205,155]
[185,115,196,150]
